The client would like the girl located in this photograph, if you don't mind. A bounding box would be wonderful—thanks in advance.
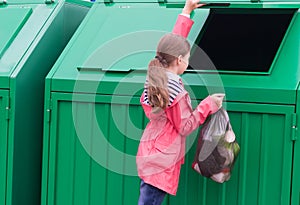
[136,0,225,204]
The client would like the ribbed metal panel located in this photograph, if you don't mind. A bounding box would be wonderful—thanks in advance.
[47,93,144,205]
[170,104,294,205]
[45,93,295,205]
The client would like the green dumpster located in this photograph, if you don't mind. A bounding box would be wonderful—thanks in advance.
[0,0,90,204]
[41,1,300,205]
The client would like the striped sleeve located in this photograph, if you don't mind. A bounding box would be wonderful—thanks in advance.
[168,79,184,105]
[143,79,184,106]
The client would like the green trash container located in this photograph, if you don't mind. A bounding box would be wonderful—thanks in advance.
[0,0,91,204]
[41,1,300,205]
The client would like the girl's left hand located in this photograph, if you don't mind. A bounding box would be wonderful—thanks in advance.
[182,0,206,15]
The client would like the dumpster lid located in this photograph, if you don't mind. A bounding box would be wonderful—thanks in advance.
[49,4,206,77]
[0,3,56,89]
[0,8,32,59]
[49,4,300,105]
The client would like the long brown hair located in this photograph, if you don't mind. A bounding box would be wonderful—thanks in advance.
[147,33,190,109]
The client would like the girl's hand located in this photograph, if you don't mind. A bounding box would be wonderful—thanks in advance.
[210,93,225,109]
[182,0,206,16]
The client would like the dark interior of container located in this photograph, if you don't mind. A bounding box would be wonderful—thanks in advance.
[189,9,295,73]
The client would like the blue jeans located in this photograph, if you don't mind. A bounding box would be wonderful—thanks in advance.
[138,180,166,205]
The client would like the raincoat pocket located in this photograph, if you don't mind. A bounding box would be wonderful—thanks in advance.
[147,138,181,172]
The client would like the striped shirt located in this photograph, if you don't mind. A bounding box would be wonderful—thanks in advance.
[143,71,184,106]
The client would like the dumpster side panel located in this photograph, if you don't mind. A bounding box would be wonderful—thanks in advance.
[0,91,9,205]
[5,3,89,205]
[1,4,57,205]
[45,93,144,205]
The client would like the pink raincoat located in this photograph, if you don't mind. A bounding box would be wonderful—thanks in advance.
[136,15,219,195]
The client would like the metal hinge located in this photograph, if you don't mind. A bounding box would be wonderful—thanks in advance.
[5,107,10,120]
[45,99,52,122]
[5,97,10,120]
[45,0,54,4]
[291,113,297,141]
[0,0,7,5]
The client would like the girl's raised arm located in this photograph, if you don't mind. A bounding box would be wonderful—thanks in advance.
[172,0,205,38]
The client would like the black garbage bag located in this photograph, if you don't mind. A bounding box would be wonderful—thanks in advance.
[192,108,240,183]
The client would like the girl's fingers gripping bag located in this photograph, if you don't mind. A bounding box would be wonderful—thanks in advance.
[192,108,240,183]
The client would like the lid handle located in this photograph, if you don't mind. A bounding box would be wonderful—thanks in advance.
[167,2,230,8]
[201,3,231,7]
[77,66,147,73]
